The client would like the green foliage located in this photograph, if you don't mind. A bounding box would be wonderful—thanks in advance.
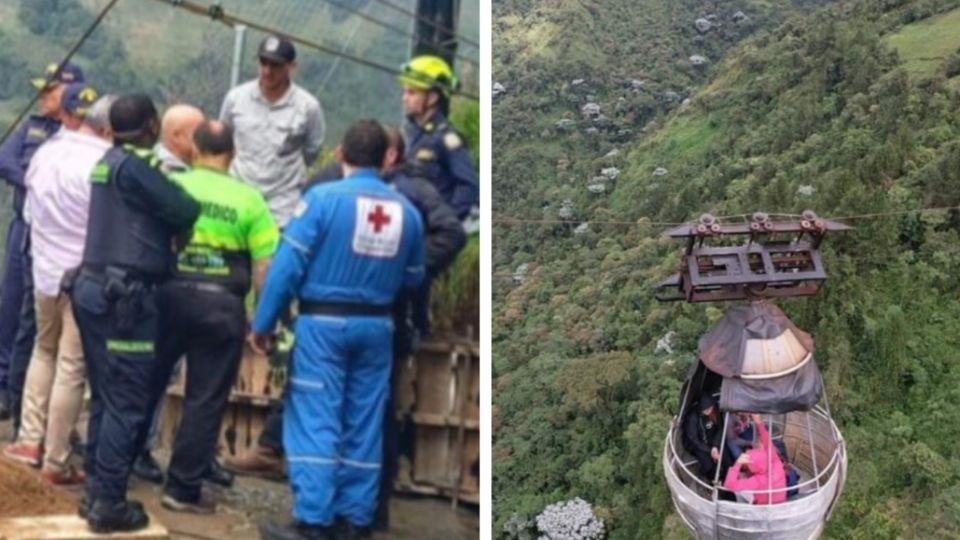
[494,0,960,537]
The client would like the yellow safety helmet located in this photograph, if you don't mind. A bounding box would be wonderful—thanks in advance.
[398,55,459,97]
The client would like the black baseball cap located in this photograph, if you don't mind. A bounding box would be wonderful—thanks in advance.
[258,35,296,64]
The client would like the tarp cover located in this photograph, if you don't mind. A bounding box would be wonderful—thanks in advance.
[719,357,823,413]
[698,302,814,379]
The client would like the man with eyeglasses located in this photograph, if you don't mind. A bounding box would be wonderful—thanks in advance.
[219,34,325,227]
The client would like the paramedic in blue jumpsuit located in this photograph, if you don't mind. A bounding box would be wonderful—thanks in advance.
[0,62,83,423]
[70,94,200,533]
[255,120,425,540]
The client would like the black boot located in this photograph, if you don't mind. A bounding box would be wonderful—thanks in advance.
[258,520,335,540]
[79,495,143,519]
[132,451,164,484]
[87,499,149,533]
[372,499,389,532]
[203,459,235,488]
[337,521,373,540]
[0,392,10,421]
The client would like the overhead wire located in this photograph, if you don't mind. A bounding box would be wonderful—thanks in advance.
[491,205,960,228]
[491,205,960,282]
[320,0,480,68]
[374,0,480,49]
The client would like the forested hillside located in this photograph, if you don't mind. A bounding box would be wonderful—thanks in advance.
[493,0,960,538]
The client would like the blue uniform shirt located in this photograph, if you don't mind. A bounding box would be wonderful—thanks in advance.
[403,110,479,219]
[253,169,425,334]
[0,115,61,217]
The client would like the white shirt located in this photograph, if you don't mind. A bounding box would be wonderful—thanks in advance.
[220,80,325,226]
[24,128,110,296]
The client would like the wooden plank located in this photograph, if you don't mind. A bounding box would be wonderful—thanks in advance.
[415,349,456,417]
[411,413,479,429]
[459,430,480,495]
[0,514,168,540]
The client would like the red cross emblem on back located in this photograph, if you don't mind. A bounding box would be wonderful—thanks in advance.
[368,204,392,233]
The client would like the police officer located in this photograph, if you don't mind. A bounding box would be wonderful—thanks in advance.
[256,120,425,540]
[0,62,83,422]
[71,94,200,533]
[398,55,479,221]
[154,120,279,514]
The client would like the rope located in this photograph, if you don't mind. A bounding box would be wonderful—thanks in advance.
[0,0,122,147]
[320,0,480,67]
[151,0,480,100]
[374,0,480,49]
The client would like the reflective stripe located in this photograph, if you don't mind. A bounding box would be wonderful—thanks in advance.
[106,340,154,353]
[340,458,381,470]
[283,234,310,254]
[299,314,347,324]
[286,455,381,469]
[287,455,337,465]
[289,377,325,390]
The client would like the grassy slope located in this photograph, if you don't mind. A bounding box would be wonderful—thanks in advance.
[886,6,960,79]
[494,1,960,538]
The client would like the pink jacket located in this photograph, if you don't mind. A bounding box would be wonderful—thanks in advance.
[723,418,786,504]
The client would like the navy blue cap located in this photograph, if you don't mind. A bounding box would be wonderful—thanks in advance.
[61,83,99,117]
[32,62,85,90]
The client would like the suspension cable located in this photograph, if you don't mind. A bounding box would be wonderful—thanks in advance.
[320,0,479,67]
[152,0,480,100]
[374,0,480,49]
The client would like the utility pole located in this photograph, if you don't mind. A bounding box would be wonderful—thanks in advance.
[230,24,247,89]
[412,0,460,69]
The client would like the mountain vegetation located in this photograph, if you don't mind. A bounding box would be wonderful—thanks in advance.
[493,0,960,538]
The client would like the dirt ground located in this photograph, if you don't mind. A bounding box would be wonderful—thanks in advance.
[0,418,479,539]
[0,459,75,518]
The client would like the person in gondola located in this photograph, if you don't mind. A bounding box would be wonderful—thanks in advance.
[725,412,754,460]
[682,394,730,482]
[723,413,787,505]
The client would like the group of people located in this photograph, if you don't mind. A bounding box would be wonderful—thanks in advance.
[683,394,800,505]
[0,33,478,540]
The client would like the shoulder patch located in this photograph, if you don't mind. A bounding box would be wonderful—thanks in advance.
[26,128,49,140]
[293,199,309,219]
[90,162,110,184]
[416,148,436,161]
[443,132,463,151]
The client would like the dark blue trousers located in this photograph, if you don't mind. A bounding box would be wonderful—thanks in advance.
[8,250,35,438]
[72,273,164,504]
[0,217,27,390]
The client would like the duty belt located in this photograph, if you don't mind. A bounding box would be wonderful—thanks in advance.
[80,265,165,287]
[167,280,244,297]
[300,301,391,317]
